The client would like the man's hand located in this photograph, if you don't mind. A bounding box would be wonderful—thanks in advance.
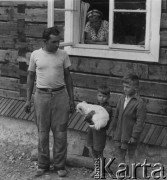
[24,101,31,113]
[128,137,137,144]
[69,100,75,113]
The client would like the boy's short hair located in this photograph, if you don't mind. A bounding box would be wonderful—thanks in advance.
[42,26,60,41]
[122,73,139,87]
[97,85,110,96]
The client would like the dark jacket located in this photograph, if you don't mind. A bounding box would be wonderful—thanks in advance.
[111,94,146,144]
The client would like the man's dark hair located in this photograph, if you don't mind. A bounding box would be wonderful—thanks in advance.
[122,73,139,87]
[42,26,60,41]
[97,85,110,96]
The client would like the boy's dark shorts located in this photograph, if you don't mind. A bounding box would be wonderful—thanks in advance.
[87,127,106,151]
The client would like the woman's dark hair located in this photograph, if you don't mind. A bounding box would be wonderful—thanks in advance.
[42,26,60,41]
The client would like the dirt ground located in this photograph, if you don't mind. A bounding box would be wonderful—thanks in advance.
[0,140,96,180]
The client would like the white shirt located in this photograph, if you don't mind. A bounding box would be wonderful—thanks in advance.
[28,48,71,89]
[124,96,132,109]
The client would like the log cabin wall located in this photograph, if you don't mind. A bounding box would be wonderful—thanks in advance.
[0,0,167,149]
[0,0,64,99]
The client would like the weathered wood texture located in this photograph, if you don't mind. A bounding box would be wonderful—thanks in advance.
[0,0,167,147]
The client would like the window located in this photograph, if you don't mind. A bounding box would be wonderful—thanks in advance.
[49,0,162,62]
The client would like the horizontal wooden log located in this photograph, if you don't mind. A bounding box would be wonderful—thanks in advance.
[0,63,20,78]
[0,50,18,63]
[161,13,167,29]
[149,64,167,81]
[0,0,64,8]
[25,23,64,38]
[0,77,19,91]
[71,72,167,99]
[0,7,25,21]
[0,35,15,49]
[70,56,148,79]
[0,89,20,100]
[25,8,64,22]
[160,31,167,47]
[0,6,65,22]
[160,48,167,64]
[0,22,17,36]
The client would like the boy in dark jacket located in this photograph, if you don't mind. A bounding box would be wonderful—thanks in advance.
[111,73,146,178]
[85,85,112,178]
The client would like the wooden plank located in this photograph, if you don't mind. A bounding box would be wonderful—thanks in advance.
[143,124,156,144]
[18,107,27,119]
[0,22,17,35]
[149,64,167,81]
[160,47,167,64]
[72,73,167,99]
[70,56,149,79]
[0,35,16,49]
[10,101,24,118]
[0,99,15,115]
[4,99,18,116]
[0,63,19,78]
[160,31,167,47]
[161,13,167,29]
[25,23,64,38]
[161,127,167,147]
[25,8,64,22]
[7,100,20,117]
[68,112,81,129]
[0,77,19,91]
[0,99,11,113]
[0,0,64,8]
[73,115,85,130]
[23,107,33,120]
[81,121,88,132]
[27,107,35,121]
[155,127,167,146]
[68,111,78,126]
[15,102,25,118]
[140,124,151,142]
[0,50,18,63]
[0,89,20,99]
[148,126,164,145]
[147,114,167,126]
[0,98,8,110]
[78,121,86,131]
[162,0,167,13]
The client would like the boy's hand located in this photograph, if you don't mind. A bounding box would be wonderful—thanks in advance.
[128,137,136,144]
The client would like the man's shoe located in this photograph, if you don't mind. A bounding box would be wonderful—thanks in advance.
[57,169,68,177]
[35,168,49,177]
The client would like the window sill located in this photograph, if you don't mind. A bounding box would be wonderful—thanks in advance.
[65,45,158,62]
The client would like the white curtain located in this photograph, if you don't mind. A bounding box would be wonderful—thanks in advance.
[80,1,90,43]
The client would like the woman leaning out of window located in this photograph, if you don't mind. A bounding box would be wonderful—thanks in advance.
[84,9,109,45]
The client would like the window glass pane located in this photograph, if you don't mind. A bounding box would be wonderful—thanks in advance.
[113,12,146,45]
[54,0,65,42]
[115,0,146,10]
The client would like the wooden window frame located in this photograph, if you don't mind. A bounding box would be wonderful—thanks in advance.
[48,0,162,62]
